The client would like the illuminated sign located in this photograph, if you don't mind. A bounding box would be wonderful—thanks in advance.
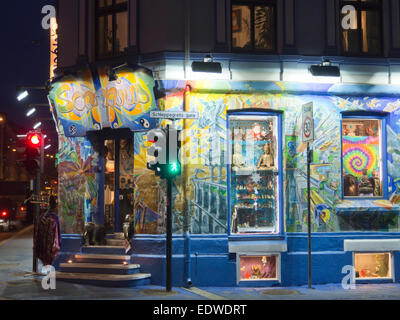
[50,17,58,79]
[49,67,158,136]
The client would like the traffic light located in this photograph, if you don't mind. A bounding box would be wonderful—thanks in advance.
[146,127,182,180]
[17,132,44,175]
[146,128,167,177]
[166,128,181,179]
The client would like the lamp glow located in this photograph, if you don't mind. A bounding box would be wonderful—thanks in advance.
[33,122,42,129]
[44,144,51,150]
[17,90,29,101]
[26,108,36,117]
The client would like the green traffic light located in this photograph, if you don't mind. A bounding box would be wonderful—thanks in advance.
[170,162,179,173]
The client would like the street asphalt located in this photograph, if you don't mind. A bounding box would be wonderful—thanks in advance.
[0,226,400,301]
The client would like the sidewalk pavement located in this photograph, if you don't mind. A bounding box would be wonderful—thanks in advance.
[0,226,400,300]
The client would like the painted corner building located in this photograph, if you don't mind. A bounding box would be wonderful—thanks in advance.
[48,65,400,286]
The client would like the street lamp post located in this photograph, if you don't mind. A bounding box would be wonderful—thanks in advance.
[0,114,4,181]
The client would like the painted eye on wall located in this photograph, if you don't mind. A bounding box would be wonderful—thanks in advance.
[140,118,150,128]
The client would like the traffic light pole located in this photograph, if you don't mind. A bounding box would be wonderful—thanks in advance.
[165,125,172,292]
[166,177,172,292]
[33,170,40,273]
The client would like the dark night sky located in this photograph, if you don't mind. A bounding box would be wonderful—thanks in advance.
[0,0,56,133]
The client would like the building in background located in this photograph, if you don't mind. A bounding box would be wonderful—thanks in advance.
[50,0,400,287]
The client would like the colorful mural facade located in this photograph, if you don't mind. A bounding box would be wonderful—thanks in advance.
[49,66,158,137]
[54,79,400,235]
[56,122,98,234]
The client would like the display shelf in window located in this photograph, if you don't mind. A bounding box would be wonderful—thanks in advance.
[228,113,282,234]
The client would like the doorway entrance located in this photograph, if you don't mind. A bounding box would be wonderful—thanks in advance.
[97,129,136,234]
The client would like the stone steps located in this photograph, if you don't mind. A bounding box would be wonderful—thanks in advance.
[59,262,141,275]
[56,272,151,287]
[56,233,151,287]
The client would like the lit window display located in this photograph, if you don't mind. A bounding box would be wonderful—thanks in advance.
[239,255,277,281]
[229,115,280,234]
[342,118,383,198]
[354,253,391,279]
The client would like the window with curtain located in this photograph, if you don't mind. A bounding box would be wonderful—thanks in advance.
[96,0,128,58]
[231,0,276,52]
[340,0,382,56]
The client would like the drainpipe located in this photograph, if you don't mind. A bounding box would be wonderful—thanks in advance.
[183,84,192,287]
[184,231,192,287]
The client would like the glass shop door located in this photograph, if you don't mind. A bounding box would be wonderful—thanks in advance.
[103,137,135,233]
[228,112,282,235]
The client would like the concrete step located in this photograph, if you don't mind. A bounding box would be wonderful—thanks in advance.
[59,262,141,275]
[113,233,125,240]
[56,271,151,287]
[107,239,125,246]
[75,253,131,265]
[82,245,127,255]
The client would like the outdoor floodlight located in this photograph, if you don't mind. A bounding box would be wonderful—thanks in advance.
[17,90,29,101]
[26,108,36,117]
[309,59,340,77]
[33,122,42,129]
[191,55,222,74]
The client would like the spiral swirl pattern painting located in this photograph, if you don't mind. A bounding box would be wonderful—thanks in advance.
[343,136,379,177]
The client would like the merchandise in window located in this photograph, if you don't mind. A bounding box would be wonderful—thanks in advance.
[342,118,383,198]
[96,0,128,58]
[231,1,276,52]
[340,0,382,56]
[354,253,391,279]
[240,255,277,281]
[229,115,279,234]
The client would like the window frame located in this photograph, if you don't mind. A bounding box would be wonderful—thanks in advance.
[95,0,129,59]
[339,0,383,57]
[353,252,393,282]
[340,111,388,200]
[230,0,277,53]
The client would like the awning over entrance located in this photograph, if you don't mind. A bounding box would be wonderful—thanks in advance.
[48,65,158,137]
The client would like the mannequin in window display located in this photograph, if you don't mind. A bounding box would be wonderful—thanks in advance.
[257,142,275,170]
[232,143,247,170]
[372,170,381,196]
[359,169,374,196]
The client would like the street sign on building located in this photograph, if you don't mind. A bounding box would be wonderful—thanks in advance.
[150,111,199,119]
[302,102,314,143]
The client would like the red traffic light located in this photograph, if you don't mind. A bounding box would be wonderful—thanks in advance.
[27,133,42,148]
[1,211,7,217]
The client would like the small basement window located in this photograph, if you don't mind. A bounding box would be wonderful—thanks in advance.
[354,252,392,279]
[239,255,277,281]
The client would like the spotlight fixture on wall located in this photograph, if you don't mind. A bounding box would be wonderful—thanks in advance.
[191,55,222,73]
[309,59,340,77]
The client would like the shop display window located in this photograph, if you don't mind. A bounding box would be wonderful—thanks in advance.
[229,115,280,234]
[354,253,391,279]
[239,255,277,281]
[342,118,383,198]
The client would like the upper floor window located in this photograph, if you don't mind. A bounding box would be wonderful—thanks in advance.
[96,0,128,58]
[340,0,382,56]
[341,113,387,199]
[231,0,276,52]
